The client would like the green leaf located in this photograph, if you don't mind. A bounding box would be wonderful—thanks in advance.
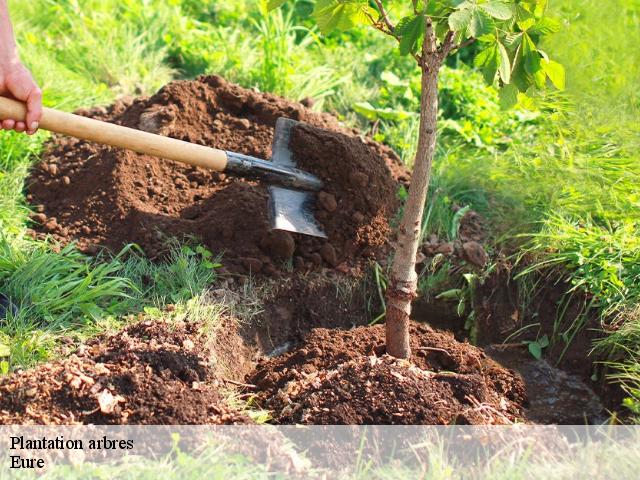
[397,185,408,201]
[474,43,500,84]
[503,32,522,49]
[451,205,471,239]
[520,0,547,17]
[196,245,213,258]
[396,14,425,55]
[80,303,104,319]
[497,40,511,84]
[522,33,541,75]
[515,4,535,24]
[542,59,565,89]
[510,44,529,91]
[463,273,478,285]
[313,0,370,34]
[469,8,495,37]
[448,7,473,33]
[499,83,519,109]
[533,0,548,17]
[354,102,416,121]
[143,306,162,317]
[435,19,451,42]
[380,70,408,87]
[538,335,550,348]
[528,341,543,360]
[436,288,463,300]
[479,1,513,20]
[267,0,287,10]
[529,17,561,35]
[0,344,10,357]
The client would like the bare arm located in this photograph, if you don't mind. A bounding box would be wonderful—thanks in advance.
[0,0,42,135]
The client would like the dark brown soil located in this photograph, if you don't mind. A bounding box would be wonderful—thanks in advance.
[239,272,376,355]
[249,322,527,425]
[289,125,400,269]
[0,320,250,425]
[484,345,606,424]
[413,209,613,422]
[26,75,404,275]
[473,264,625,414]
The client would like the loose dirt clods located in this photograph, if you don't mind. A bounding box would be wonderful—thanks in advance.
[0,321,250,425]
[27,76,404,275]
[249,323,526,425]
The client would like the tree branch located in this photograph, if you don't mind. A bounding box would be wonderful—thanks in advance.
[373,0,395,35]
[454,37,477,52]
[363,7,424,66]
[439,31,457,59]
[438,33,477,60]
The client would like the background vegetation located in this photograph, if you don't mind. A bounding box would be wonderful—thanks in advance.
[1,0,638,416]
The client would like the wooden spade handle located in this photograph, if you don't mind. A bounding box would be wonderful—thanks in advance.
[0,96,228,171]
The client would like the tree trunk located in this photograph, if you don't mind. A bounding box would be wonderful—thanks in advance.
[385,25,440,359]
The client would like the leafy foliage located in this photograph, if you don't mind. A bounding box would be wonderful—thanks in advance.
[270,0,564,108]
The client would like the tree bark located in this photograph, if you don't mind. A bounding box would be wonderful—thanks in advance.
[385,20,441,359]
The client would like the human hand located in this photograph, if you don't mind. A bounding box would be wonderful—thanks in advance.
[0,59,42,135]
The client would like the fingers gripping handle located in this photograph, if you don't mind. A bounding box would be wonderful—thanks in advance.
[0,96,228,172]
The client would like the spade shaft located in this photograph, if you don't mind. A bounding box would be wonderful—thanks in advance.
[0,96,322,192]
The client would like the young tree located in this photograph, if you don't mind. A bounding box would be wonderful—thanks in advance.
[270,0,564,358]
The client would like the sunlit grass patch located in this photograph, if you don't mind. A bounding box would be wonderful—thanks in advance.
[13,0,175,97]
[0,239,222,371]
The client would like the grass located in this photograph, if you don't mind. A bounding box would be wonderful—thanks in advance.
[0,239,220,369]
[14,0,175,97]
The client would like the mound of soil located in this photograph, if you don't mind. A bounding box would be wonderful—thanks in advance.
[249,323,526,425]
[27,75,404,274]
[289,125,399,267]
[0,321,249,425]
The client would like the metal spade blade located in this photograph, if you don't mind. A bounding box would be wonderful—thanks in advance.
[268,118,327,239]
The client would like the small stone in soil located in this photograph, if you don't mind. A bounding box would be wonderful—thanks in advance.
[309,252,323,267]
[44,218,58,231]
[320,243,338,267]
[349,171,368,188]
[31,213,47,224]
[261,231,295,260]
[462,241,488,267]
[435,243,454,255]
[241,257,263,274]
[317,192,337,212]
[351,211,365,224]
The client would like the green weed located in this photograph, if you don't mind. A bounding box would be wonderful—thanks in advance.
[119,243,220,307]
